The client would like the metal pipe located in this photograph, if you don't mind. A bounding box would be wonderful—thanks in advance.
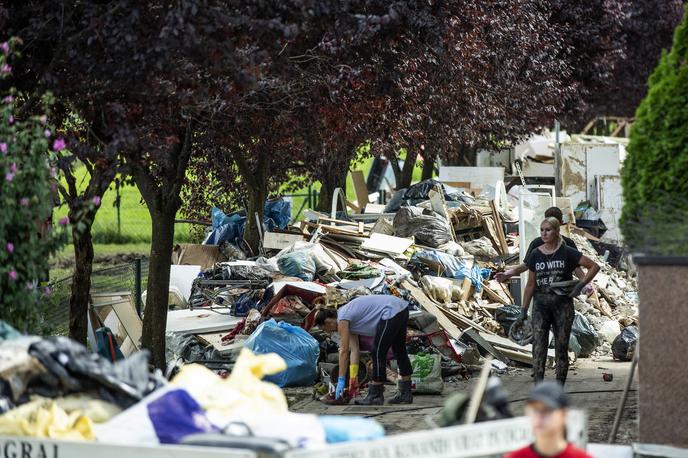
[134,258,142,318]
[554,120,561,197]
[608,341,639,443]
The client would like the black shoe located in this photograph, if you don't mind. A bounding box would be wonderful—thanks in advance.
[388,380,413,404]
[354,383,384,406]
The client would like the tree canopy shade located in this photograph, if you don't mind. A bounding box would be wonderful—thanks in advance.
[577,0,684,124]
[620,5,688,255]
[2,0,460,366]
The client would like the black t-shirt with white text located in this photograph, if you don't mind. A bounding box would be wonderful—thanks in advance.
[527,244,582,292]
[524,235,577,265]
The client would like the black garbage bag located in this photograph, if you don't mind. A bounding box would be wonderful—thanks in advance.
[393,206,451,247]
[28,337,162,408]
[403,179,445,202]
[495,305,521,335]
[571,313,599,357]
[403,179,469,203]
[612,326,638,361]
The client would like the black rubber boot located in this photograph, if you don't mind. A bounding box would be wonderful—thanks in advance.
[388,380,413,404]
[354,383,384,406]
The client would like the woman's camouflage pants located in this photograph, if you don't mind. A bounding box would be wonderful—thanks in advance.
[531,293,575,384]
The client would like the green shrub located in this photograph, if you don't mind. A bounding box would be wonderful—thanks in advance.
[621,6,688,255]
[0,39,68,331]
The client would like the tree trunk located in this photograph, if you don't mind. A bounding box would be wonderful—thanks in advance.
[141,206,176,369]
[388,154,402,188]
[421,155,435,181]
[135,122,194,369]
[317,169,348,213]
[397,150,418,189]
[68,218,94,344]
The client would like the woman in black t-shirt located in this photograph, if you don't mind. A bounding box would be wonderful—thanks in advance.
[521,217,600,384]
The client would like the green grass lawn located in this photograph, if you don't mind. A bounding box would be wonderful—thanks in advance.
[51,154,427,281]
[54,169,195,245]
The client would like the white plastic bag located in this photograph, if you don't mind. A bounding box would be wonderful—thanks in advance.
[598,320,621,345]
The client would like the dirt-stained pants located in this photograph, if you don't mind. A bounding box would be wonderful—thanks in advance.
[372,307,412,382]
[531,293,575,384]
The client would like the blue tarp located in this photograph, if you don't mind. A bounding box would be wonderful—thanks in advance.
[204,200,291,246]
[412,249,491,292]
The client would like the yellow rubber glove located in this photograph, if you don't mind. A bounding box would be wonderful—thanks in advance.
[349,364,359,379]
[348,364,360,397]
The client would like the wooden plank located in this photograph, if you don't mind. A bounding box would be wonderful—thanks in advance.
[262,232,305,250]
[304,221,368,237]
[479,332,555,361]
[459,277,474,301]
[591,288,613,319]
[498,348,533,365]
[481,283,509,306]
[489,200,509,254]
[317,216,366,228]
[364,203,386,214]
[495,280,515,304]
[440,307,492,334]
[196,333,247,356]
[482,215,504,255]
[459,328,508,363]
[598,287,618,308]
[571,225,600,241]
[479,332,531,354]
[351,170,370,209]
[444,181,471,189]
[403,281,462,340]
[361,233,414,256]
[476,303,502,312]
[346,200,361,213]
[482,282,511,306]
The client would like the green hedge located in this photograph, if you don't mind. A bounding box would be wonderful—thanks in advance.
[621,6,688,255]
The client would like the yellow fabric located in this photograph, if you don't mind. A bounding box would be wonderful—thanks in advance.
[0,399,96,441]
[349,364,359,379]
[172,348,288,422]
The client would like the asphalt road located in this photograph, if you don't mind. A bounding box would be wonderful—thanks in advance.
[287,357,637,445]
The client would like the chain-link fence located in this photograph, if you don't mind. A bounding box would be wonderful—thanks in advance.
[45,259,149,336]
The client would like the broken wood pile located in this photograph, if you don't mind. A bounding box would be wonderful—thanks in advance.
[168,178,637,375]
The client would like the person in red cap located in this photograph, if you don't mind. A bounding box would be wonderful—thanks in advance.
[506,381,592,458]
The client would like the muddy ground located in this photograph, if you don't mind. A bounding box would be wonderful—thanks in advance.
[286,358,637,445]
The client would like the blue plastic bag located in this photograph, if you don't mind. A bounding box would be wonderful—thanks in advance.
[147,389,219,444]
[318,416,385,443]
[412,250,491,292]
[264,200,291,230]
[206,208,246,245]
[206,202,291,245]
[244,319,319,387]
